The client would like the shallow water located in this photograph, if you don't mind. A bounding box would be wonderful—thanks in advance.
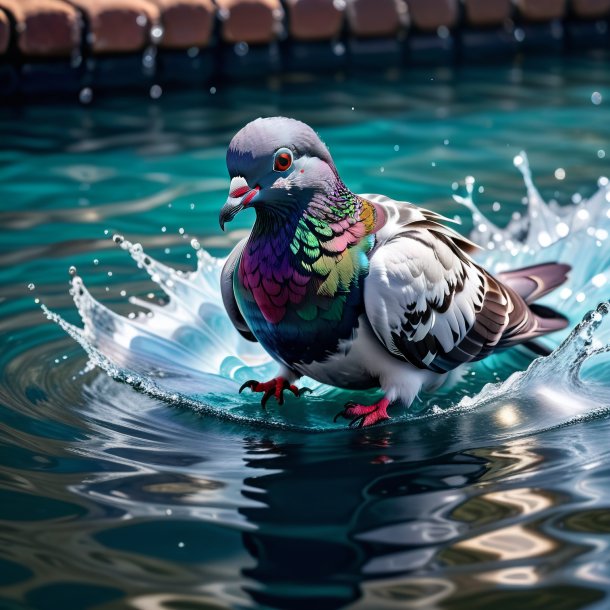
[2,55,610,609]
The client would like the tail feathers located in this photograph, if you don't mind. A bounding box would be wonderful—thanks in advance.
[529,303,570,334]
[499,302,569,350]
[498,262,571,304]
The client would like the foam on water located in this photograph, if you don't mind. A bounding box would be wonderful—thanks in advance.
[45,154,610,432]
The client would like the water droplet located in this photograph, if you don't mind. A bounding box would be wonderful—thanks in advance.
[598,149,606,159]
[554,168,566,180]
[187,47,199,58]
[190,203,195,210]
[178,227,185,235]
[178,542,185,548]
[514,28,525,42]
[492,202,501,212]
[28,283,35,291]
[34,298,39,304]
[164,248,171,254]
[93,258,99,265]
[380,167,385,173]
[333,0,346,9]
[69,266,77,276]
[151,25,164,41]
[393,144,400,152]
[444,139,449,146]
[142,49,156,70]
[538,231,552,247]
[120,290,127,297]
[149,84,162,99]
[166,508,172,515]
[333,42,346,56]
[190,238,201,250]
[556,222,569,237]
[576,292,586,303]
[436,25,449,39]
[136,14,147,27]
[234,42,249,56]
[79,87,93,105]
[592,273,607,287]
[113,234,124,244]
[591,91,602,105]
[560,287,572,299]
[209,86,217,95]
[577,209,590,220]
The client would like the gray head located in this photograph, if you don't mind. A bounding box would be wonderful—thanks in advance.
[219,117,339,229]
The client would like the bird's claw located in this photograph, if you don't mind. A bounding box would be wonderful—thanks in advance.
[238,377,306,409]
[239,380,258,393]
[334,399,391,428]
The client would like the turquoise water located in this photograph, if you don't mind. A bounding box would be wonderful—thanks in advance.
[2,55,610,609]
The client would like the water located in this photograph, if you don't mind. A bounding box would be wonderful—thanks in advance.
[2,55,610,609]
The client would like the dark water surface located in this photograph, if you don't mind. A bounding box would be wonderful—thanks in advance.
[2,55,610,609]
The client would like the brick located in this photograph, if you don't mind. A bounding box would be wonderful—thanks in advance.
[0,0,81,57]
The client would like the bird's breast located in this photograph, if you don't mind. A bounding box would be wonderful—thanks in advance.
[234,260,365,366]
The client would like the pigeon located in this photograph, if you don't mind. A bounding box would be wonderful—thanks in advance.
[219,117,570,428]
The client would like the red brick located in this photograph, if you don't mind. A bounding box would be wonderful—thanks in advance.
[0,0,81,57]
[346,0,408,37]
[215,0,282,45]
[64,0,161,54]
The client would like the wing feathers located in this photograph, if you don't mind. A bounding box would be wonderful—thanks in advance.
[365,202,568,372]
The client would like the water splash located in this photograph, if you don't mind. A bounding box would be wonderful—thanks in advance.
[45,154,610,431]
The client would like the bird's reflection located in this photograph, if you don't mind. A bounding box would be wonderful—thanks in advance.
[237,426,490,609]
[235,424,595,610]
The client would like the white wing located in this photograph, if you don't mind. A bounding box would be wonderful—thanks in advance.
[363,197,549,373]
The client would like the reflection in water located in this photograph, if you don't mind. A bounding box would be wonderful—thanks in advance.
[1,370,610,608]
[235,432,527,608]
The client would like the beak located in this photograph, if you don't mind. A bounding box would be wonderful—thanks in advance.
[219,176,260,231]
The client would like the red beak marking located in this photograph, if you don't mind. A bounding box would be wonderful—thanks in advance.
[241,186,260,207]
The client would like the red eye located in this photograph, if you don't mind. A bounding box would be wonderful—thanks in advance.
[274,151,292,172]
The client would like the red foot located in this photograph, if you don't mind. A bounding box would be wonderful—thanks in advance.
[239,377,311,409]
[334,397,391,428]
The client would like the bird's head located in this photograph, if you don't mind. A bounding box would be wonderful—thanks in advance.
[219,117,338,230]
